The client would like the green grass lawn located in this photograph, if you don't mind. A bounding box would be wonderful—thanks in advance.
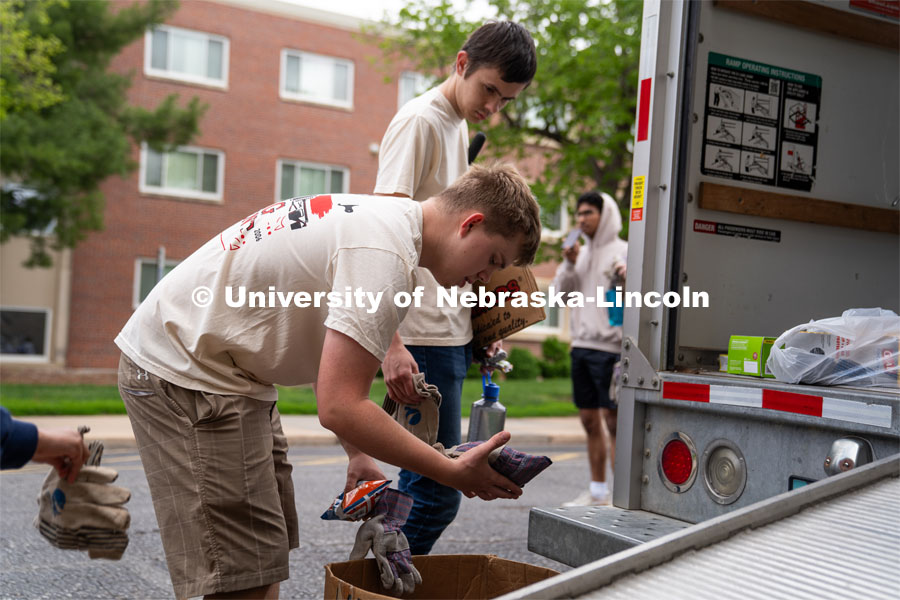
[0,378,577,418]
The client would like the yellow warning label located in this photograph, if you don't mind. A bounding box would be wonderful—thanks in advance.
[631,176,645,209]
[631,176,645,222]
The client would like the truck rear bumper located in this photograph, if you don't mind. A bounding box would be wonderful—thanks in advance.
[527,505,690,567]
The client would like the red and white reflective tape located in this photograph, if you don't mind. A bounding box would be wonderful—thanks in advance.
[663,381,893,428]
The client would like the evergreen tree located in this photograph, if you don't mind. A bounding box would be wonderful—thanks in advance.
[1,0,205,266]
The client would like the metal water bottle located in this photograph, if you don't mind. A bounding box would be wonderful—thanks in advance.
[467,374,506,442]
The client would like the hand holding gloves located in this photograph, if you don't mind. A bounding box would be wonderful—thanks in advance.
[382,373,442,446]
[34,435,131,560]
[349,488,422,596]
[447,442,552,487]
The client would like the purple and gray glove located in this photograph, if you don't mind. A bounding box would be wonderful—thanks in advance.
[349,487,422,595]
[452,442,552,487]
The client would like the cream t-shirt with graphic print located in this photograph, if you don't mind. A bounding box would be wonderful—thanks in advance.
[115,195,423,402]
[375,86,473,346]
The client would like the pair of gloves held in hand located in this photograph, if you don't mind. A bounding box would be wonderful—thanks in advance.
[34,434,131,560]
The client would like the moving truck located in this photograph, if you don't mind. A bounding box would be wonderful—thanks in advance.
[523,0,899,594]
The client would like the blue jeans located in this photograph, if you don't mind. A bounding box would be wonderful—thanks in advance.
[399,343,472,555]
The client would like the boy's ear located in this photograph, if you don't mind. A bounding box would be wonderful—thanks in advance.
[459,212,485,237]
[456,51,469,77]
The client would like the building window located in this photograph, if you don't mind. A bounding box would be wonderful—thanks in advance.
[134,259,179,307]
[532,284,561,332]
[277,160,348,200]
[280,50,353,109]
[0,308,51,362]
[140,144,224,202]
[541,202,566,238]
[144,25,229,88]
[398,71,428,108]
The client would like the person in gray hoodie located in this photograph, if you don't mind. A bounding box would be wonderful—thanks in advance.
[553,191,627,505]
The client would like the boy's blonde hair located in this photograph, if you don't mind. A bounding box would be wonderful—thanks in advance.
[438,163,541,265]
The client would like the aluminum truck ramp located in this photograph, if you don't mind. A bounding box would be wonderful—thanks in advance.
[501,455,899,599]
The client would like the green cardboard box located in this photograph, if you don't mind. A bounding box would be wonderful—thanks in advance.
[727,335,776,378]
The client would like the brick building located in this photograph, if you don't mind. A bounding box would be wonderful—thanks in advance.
[0,0,566,378]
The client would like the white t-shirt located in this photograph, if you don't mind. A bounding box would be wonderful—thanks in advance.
[374,86,473,346]
[115,195,423,401]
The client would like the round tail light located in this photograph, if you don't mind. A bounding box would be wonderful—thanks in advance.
[702,439,747,505]
[657,432,697,492]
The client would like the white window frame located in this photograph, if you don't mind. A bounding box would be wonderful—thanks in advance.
[279,49,354,109]
[276,159,350,201]
[541,202,568,240]
[398,71,429,108]
[529,281,563,335]
[0,306,52,363]
[144,25,229,89]
[133,258,180,309]
[139,143,225,203]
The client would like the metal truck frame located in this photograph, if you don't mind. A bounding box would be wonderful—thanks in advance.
[528,0,899,573]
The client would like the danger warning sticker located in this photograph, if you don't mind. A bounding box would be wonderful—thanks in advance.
[694,219,781,242]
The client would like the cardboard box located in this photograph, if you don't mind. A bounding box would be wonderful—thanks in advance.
[323,554,558,600]
[727,335,776,378]
[470,265,545,349]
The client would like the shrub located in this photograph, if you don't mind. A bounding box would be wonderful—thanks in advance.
[505,347,542,380]
[466,361,483,379]
[540,336,571,378]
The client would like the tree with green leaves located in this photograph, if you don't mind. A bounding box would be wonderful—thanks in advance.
[0,0,205,267]
[374,0,641,249]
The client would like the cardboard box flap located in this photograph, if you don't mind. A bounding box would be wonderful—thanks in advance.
[324,554,558,600]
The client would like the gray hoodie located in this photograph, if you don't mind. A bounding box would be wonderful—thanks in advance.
[553,193,628,354]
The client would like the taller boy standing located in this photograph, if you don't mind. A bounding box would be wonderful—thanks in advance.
[371,21,537,555]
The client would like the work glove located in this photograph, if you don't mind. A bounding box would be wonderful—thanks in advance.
[447,442,552,487]
[382,373,442,445]
[34,436,131,560]
[349,488,422,595]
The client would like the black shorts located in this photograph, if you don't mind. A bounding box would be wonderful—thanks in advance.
[571,348,619,410]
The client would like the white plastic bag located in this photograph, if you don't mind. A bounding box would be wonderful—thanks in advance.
[767,308,899,388]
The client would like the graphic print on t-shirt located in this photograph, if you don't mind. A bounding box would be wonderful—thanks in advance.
[220,195,334,251]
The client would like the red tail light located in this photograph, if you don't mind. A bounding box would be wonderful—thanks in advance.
[661,439,693,484]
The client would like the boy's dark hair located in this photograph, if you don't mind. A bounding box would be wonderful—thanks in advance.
[577,191,605,213]
[461,21,537,85]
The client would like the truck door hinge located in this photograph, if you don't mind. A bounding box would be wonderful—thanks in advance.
[621,336,659,390]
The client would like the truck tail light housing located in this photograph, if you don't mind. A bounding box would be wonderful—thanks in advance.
[658,432,698,492]
[702,439,747,505]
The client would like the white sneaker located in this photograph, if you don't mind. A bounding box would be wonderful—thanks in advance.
[562,489,611,507]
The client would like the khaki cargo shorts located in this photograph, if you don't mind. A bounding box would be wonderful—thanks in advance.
[118,354,299,599]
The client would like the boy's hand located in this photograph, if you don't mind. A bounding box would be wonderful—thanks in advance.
[382,337,421,405]
[447,432,522,500]
[344,454,387,494]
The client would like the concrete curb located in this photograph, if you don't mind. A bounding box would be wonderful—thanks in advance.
[21,415,586,448]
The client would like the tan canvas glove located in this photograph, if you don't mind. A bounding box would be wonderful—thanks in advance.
[34,438,131,560]
[382,373,442,445]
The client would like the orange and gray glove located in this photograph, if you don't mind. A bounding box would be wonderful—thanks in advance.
[349,487,422,595]
[34,435,131,560]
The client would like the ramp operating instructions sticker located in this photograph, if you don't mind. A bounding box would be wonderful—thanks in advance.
[701,53,822,191]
